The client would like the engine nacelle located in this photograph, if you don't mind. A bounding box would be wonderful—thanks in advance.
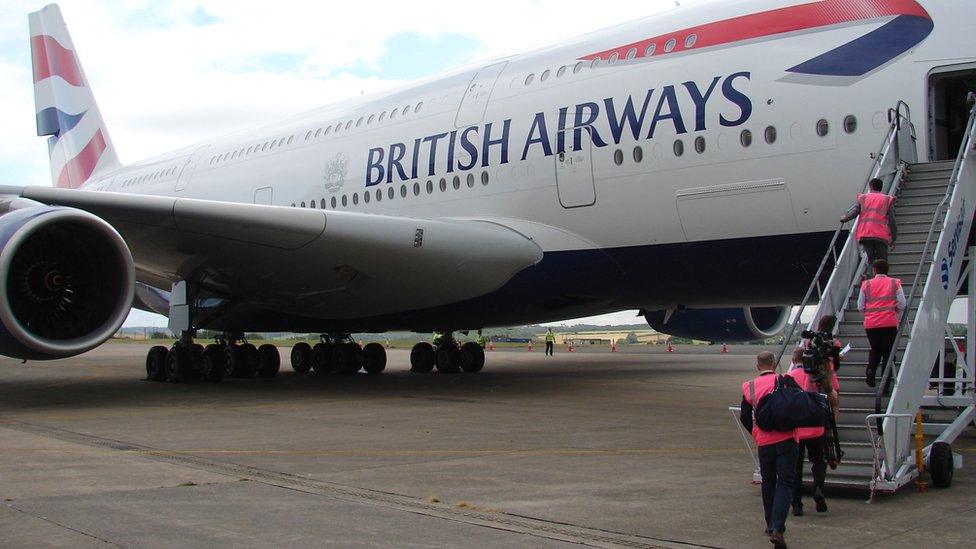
[0,206,134,360]
[644,306,790,343]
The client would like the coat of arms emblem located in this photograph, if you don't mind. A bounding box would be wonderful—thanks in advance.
[323,152,348,192]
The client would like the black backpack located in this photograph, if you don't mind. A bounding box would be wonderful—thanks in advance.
[751,375,828,432]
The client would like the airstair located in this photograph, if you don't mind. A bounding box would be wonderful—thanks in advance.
[731,97,976,498]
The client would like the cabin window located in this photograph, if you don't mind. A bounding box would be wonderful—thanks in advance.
[439,178,447,192]
[453,175,461,190]
[379,111,386,122]
[325,126,332,136]
[391,108,399,119]
[310,200,316,209]
[356,117,364,127]
[816,119,829,137]
[341,195,348,207]
[626,48,637,60]
[695,136,706,154]
[368,114,375,125]
[415,102,423,113]
[740,129,753,147]
[685,34,698,48]
[557,66,566,78]
[376,189,382,202]
[633,146,643,163]
[525,74,535,86]
[673,139,684,157]
[467,173,475,188]
[665,38,677,52]
[320,199,326,209]
[541,69,550,82]
[331,197,337,208]
[305,131,312,140]
[591,58,601,69]
[388,187,395,200]
[400,185,407,198]
[613,149,624,166]
[645,43,656,57]
[844,115,858,134]
[301,201,306,207]
[364,191,370,204]
[608,52,619,65]
[413,182,420,196]
[426,180,434,194]
[352,193,359,205]
[573,62,584,74]
[765,126,777,144]
[481,171,489,185]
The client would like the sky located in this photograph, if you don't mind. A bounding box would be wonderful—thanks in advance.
[0,0,712,327]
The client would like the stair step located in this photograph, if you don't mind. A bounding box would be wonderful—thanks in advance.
[908,160,955,172]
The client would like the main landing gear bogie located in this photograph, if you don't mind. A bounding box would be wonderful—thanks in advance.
[145,332,282,384]
[410,334,485,374]
[289,335,387,376]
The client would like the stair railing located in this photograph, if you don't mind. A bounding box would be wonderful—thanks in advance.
[776,103,914,366]
[874,93,976,432]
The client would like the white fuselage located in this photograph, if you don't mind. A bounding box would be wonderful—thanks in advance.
[80,0,975,324]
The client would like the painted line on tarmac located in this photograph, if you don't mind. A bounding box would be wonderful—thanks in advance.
[0,419,717,549]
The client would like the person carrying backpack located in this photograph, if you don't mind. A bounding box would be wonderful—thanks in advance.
[739,351,799,548]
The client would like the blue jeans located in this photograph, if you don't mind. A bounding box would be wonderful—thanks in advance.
[758,439,798,534]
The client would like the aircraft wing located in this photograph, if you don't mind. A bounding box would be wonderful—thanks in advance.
[0,185,543,319]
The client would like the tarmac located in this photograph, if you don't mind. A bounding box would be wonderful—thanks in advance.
[0,343,973,548]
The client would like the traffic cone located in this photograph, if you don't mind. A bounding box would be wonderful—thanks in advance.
[527,340,533,352]
[487,340,494,352]
[721,343,729,354]
[610,339,618,353]
[667,341,674,353]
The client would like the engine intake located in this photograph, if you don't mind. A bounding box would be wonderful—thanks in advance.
[0,206,134,359]
[644,306,790,343]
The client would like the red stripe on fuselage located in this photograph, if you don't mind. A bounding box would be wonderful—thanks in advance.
[56,130,106,189]
[31,34,84,87]
[579,0,930,61]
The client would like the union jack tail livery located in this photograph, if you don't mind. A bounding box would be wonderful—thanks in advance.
[29,4,119,189]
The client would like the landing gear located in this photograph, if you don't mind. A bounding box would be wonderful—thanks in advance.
[145,331,280,383]
[459,342,485,373]
[411,332,486,374]
[291,342,312,373]
[257,344,281,379]
[410,342,435,373]
[146,345,169,381]
[363,343,387,374]
[311,342,333,374]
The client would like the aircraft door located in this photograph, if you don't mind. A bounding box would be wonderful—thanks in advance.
[175,145,211,192]
[455,61,507,128]
[554,127,596,208]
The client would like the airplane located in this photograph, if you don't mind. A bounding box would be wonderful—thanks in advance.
[0,0,972,381]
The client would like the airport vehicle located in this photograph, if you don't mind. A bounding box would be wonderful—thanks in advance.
[1,1,974,381]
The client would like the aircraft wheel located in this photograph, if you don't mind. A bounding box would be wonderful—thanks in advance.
[435,344,461,373]
[166,346,190,383]
[226,345,257,378]
[459,342,485,373]
[201,344,226,382]
[146,345,169,382]
[291,342,312,374]
[311,343,334,374]
[930,442,954,488]
[410,342,435,373]
[363,343,387,374]
[257,344,281,379]
[335,343,362,374]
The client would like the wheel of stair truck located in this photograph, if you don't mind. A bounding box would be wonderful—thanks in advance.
[435,344,461,373]
[257,344,281,379]
[311,342,334,374]
[362,342,387,374]
[200,344,226,382]
[459,342,485,373]
[291,342,312,374]
[146,345,169,382]
[166,346,190,383]
[410,342,435,373]
[334,343,363,374]
[929,441,954,488]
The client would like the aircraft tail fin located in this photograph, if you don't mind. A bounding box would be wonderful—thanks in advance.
[29,4,120,189]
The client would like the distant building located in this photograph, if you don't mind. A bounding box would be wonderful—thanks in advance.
[541,330,670,345]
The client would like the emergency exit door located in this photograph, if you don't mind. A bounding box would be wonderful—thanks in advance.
[555,127,596,208]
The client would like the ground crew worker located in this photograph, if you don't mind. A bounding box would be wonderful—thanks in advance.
[787,347,838,516]
[840,177,897,263]
[739,351,799,548]
[544,328,555,356]
[859,259,905,387]
[476,330,487,348]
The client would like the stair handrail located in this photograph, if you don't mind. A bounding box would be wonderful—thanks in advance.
[776,103,912,366]
[875,94,976,433]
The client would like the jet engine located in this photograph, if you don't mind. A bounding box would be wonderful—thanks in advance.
[0,206,134,360]
[643,306,790,343]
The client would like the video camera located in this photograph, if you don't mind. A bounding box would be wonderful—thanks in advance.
[800,329,835,387]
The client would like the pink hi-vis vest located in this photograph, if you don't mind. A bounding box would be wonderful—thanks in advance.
[787,365,839,440]
[742,372,797,447]
[855,192,894,243]
[861,275,902,329]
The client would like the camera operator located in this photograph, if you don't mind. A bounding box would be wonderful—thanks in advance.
[787,346,839,516]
